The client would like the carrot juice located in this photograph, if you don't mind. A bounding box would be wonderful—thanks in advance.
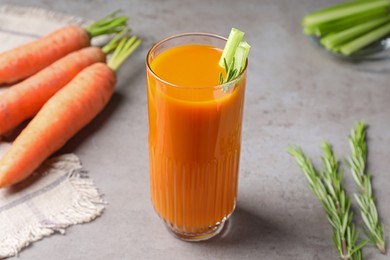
[146,33,246,241]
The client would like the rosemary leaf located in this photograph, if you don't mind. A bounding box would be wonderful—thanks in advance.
[348,121,386,254]
[288,144,366,260]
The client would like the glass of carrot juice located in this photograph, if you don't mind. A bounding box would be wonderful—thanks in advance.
[146,32,247,241]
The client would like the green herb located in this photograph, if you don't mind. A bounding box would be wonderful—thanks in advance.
[302,0,390,56]
[85,10,129,38]
[108,35,142,71]
[101,28,130,54]
[219,28,250,92]
[288,143,366,260]
[219,58,238,92]
[348,121,386,254]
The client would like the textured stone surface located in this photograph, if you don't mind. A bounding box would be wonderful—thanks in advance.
[1,0,389,259]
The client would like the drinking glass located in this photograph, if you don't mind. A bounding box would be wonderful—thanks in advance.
[146,33,247,241]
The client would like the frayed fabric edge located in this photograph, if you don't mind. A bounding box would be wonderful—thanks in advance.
[0,155,106,259]
[0,5,90,27]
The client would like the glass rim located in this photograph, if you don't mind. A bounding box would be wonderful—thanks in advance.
[146,32,248,90]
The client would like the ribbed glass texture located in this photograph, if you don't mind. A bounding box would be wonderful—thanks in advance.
[146,33,246,240]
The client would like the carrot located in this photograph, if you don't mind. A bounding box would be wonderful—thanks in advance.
[0,36,141,188]
[0,29,129,136]
[0,11,128,85]
[0,47,105,136]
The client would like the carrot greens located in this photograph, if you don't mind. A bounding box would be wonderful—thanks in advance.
[85,10,129,37]
[108,35,142,71]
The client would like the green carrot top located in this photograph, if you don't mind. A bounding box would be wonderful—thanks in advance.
[85,10,129,38]
[96,28,141,71]
[107,33,142,71]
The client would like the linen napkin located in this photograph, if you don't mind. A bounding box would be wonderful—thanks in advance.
[0,5,106,258]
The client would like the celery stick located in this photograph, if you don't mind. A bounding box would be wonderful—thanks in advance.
[306,0,368,16]
[303,26,317,35]
[302,0,390,28]
[314,7,389,36]
[321,16,390,49]
[219,28,244,68]
[340,21,390,55]
[234,41,251,73]
[219,28,251,87]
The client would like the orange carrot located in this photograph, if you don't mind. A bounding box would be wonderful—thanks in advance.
[0,63,115,187]
[0,28,129,136]
[0,47,106,136]
[0,36,141,188]
[0,11,128,85]
[0,26,89,85]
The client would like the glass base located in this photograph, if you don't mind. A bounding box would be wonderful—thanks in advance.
[166,220,226,242]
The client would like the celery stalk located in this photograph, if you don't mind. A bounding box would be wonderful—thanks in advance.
[302,0,390,28]
[313,7,389,36]
[340,21,390,55]
[219,28,250,87]
[303,26,317,35]
[321,16,390,49]
[306,0,368,16]
[219,28,244,68]
[234,41,251,73]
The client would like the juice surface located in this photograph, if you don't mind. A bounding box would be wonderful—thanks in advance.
[147,44,246,234]
[150,44,224,88]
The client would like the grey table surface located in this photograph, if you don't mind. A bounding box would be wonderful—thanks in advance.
[1,0,389,259]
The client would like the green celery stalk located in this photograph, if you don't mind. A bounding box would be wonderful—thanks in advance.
[313,7,389,36]
[306,0,368,17]
[219,28,250,88]
[302,0,390,28]
[219,28,244,68]
[321,15,390,49]
[340,21,390,55]
[233,41,251,73]
[303,26,317,35]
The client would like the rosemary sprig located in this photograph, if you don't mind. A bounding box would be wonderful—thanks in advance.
[219,58,239,92]
[348,121,386,254]
[288,142,366,260]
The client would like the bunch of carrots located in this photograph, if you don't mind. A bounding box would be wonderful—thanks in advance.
[0,11,141,188]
